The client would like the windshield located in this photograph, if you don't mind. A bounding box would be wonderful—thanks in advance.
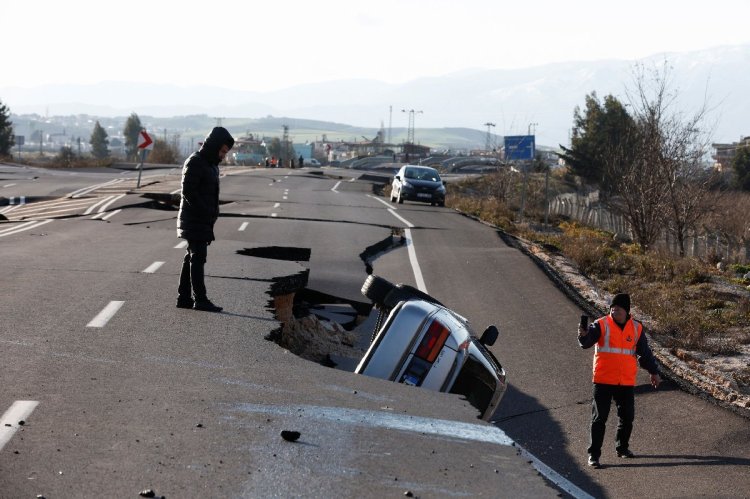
[404,167,441,182]
[449,352,498,414]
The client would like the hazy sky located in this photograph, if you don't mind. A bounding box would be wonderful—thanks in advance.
[4,0,750,91]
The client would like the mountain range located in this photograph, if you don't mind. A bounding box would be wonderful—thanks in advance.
[3,44,749,148]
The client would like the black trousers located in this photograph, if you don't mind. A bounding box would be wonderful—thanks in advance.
[178,240,209,301]
[588,383,635,458]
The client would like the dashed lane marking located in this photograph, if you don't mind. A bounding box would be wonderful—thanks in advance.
[174,241,188,249]
[86,301,125,328]
[142,261,165,273]
[0,401,39,452]
[239,222,249,231]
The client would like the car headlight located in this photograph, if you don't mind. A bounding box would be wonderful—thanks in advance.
[402,181,414,190]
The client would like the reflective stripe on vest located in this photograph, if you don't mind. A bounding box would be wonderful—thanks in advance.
[592,316,642,385]
[595,318,641,356]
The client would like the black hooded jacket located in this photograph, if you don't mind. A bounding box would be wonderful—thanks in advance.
[177,127,234,241]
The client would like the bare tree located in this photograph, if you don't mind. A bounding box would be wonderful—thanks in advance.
[605,61,716,253]
[604,120,667,250]
[707,191,750,261]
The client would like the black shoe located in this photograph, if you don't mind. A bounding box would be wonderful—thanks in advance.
[193,299,223,312]
[176,297,194,309]
[616,449,635,458]
[587,456,600,467]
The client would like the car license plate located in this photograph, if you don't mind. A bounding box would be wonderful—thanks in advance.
[417,193,431,199]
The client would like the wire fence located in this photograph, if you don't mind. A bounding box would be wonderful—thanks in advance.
[548,192,750,263]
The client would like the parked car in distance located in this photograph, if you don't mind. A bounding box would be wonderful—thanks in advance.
[390,165,446,206]
[306,158,321,166]
[355,275,507,421]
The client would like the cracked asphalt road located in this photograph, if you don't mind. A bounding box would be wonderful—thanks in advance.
[2,163,748,498]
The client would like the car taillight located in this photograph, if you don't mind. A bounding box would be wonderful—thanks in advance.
[415,320,450,363]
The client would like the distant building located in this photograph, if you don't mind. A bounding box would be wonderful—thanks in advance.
[712,136,750,171]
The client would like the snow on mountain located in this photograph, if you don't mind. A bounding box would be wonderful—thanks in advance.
[2,44,748,147]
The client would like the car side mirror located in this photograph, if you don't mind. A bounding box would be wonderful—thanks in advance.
[479,325,499,346]
[394,175,401,181]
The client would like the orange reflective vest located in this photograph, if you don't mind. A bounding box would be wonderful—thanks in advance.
[592,315,642,385]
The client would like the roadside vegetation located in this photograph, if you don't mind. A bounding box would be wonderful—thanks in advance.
[445,63,750,393]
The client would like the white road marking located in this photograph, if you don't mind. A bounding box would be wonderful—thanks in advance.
[100,209,121,220]
[404,228,427,293]
[170,188,181,195]
[236,402,515,443]
[2,183,17,188]
[174,241,188,249]
[0,204,19,214]
[142,261,165,273]
[331,181,341,192]
[0,219,53,238]
[84,195,115,215]
[0,220,37,235]
[385,210,425,292]
[273,203,280,208]
[367,194,393,208]
[86,301,125,328]
[97,193,126,213]
[239,222,249,231]
[271,213,278,217]
[387,209,414,228]
[68,179,123,198]
[282,196,288,200]
[0,401,40,452]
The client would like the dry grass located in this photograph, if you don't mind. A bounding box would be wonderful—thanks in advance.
[446,179,750,356]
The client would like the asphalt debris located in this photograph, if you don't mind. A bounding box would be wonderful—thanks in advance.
[280,430,301,442]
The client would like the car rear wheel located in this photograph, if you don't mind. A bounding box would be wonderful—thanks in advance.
[361,274,396,306]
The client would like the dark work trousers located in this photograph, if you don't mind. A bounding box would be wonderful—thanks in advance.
[178,240,209,301]
[588,383,635,458]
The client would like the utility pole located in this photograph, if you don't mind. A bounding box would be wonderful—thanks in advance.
[484,122,496,152]
[388,105,392,145]
[401,109,423,144]
[281,125,289,168]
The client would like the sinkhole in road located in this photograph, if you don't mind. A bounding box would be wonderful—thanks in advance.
[240,231,406,372]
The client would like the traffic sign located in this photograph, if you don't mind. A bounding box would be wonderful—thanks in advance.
[137,130,153,150]
[504,135,535,161]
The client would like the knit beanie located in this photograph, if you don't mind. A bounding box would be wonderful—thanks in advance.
[610,293,630,312]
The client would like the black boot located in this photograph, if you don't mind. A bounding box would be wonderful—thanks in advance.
[177,251,193,308]
[193,298,223,312]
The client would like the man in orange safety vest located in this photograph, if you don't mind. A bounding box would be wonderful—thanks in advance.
[578,293,661,468]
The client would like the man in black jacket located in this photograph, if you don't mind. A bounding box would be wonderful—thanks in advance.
[176,127,234,312]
